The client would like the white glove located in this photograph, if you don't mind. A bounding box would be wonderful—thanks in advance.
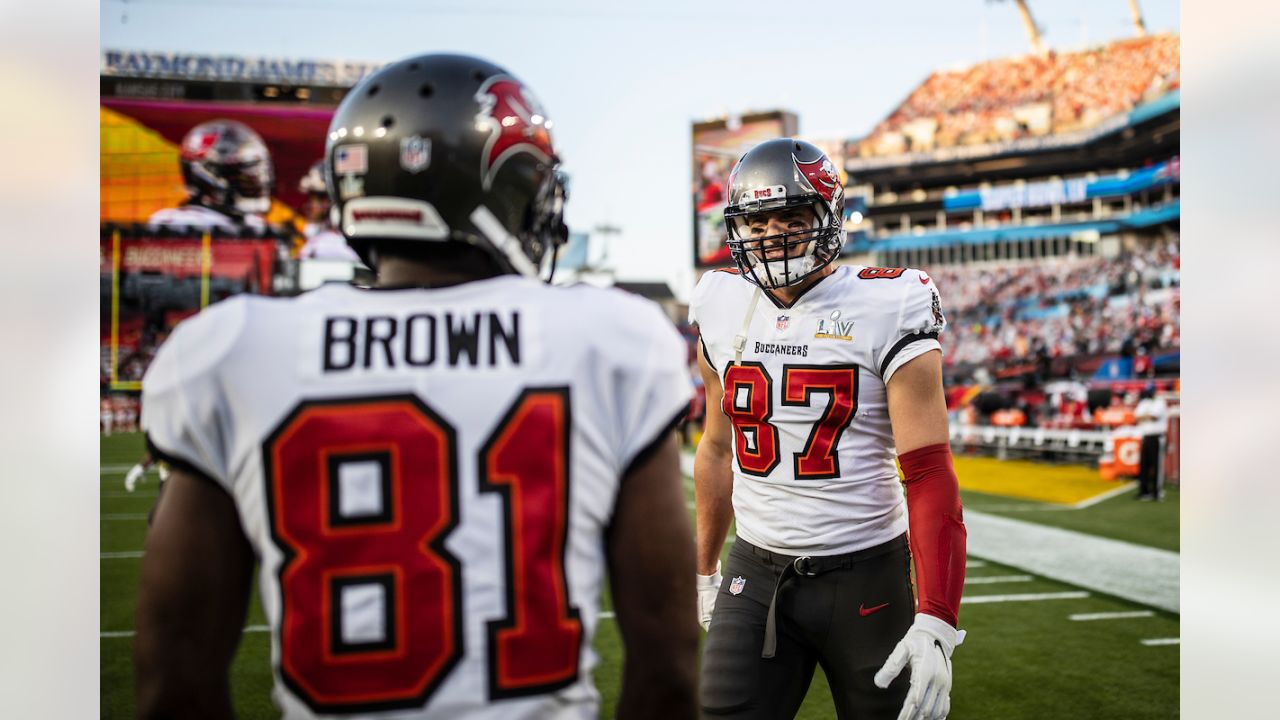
[696,562,722,631]
[874,613,966,720]
[124,464,145,493]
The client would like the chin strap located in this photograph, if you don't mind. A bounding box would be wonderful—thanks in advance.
[733,284,763,366]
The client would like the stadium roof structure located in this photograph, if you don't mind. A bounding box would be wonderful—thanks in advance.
[846,89,1179,192]
[101,49,374,107]
[849,199,1179,254]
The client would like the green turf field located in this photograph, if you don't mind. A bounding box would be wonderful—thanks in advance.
[102,432,1178,718]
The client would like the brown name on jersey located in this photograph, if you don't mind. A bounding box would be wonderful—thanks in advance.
[322,311,521,372]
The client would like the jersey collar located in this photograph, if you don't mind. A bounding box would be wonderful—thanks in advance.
[762,265,844,310]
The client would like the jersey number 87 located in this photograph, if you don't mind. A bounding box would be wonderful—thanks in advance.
[722,362,859,480]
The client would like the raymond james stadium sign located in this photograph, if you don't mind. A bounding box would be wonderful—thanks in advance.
[102,50,383,87]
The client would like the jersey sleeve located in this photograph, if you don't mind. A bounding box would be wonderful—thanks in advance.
[615,300,694,475]
[687,271,712,326]
[687,272,717,372]
[140,301,246,490]
[876,269,947,384]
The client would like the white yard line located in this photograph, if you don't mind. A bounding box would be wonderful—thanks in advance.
[101,551,144,559]
[961,591,1089,604]
[1070,610,1155,622]
[964,575,1032,585]
[966,560,987,569]
[1073,482,1139,509]
[102,625,271,639]
[966,510,1179,613]
[1140,637,1180,646]
[973,485,1140,513]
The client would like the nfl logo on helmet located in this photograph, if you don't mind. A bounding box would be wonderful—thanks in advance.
[400,135,431,173]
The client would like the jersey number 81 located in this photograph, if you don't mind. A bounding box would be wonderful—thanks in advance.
[262,390,581,714]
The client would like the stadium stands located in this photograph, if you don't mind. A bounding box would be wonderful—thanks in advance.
[936,240,1179,379]
[856,34,1179,158]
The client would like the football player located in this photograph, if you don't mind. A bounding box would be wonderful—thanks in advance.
[297,160,359,262]
[100,396,114,436]
[691,139,967,720]
[134,54,698,719]
[147,119,275,233]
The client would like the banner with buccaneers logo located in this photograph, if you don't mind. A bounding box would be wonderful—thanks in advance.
[99,236,278,292]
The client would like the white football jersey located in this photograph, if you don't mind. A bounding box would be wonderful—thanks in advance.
[148,204,266,233]
[301,224,361,261]
[142,276,690,719]
[690,264,946,556]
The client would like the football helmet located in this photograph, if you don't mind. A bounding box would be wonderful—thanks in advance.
[323,53,568,275]
[179,119,275,217]
[724,138,844,288]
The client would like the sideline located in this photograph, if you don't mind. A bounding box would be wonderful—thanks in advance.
[965,509,1179,613]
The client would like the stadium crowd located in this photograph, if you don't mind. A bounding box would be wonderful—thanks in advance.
[858,34,1180,156]
[933,240,1180,381]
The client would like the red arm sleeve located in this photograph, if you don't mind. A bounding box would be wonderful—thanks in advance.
[899,442,967,627]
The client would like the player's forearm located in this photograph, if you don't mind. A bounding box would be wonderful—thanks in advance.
[900,443,967,627]
[135,637,235,720]
[694,438,735,575]
[616,646,699,720]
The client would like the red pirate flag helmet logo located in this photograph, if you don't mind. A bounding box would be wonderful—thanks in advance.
[182,129,220,160]
[474,75,554,190]
[793,155,842,203]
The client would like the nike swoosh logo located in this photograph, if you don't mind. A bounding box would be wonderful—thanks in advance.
[918,273,931,285]
[859,602,890,617]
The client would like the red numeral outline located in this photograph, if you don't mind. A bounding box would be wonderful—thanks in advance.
[480,388,582,698]
[263,390,582,713]
[782,365,860,479]
[264,396,462,714]
[722,362,781,476]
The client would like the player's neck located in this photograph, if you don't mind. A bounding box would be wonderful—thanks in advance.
[375,256,504,289]
[765,264,835,305]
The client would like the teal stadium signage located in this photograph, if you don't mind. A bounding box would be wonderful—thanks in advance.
[102,50,383,87]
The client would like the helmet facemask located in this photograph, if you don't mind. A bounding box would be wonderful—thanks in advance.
[726,198,842,289]
[521,168,570,279]
[228,159,274,215]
